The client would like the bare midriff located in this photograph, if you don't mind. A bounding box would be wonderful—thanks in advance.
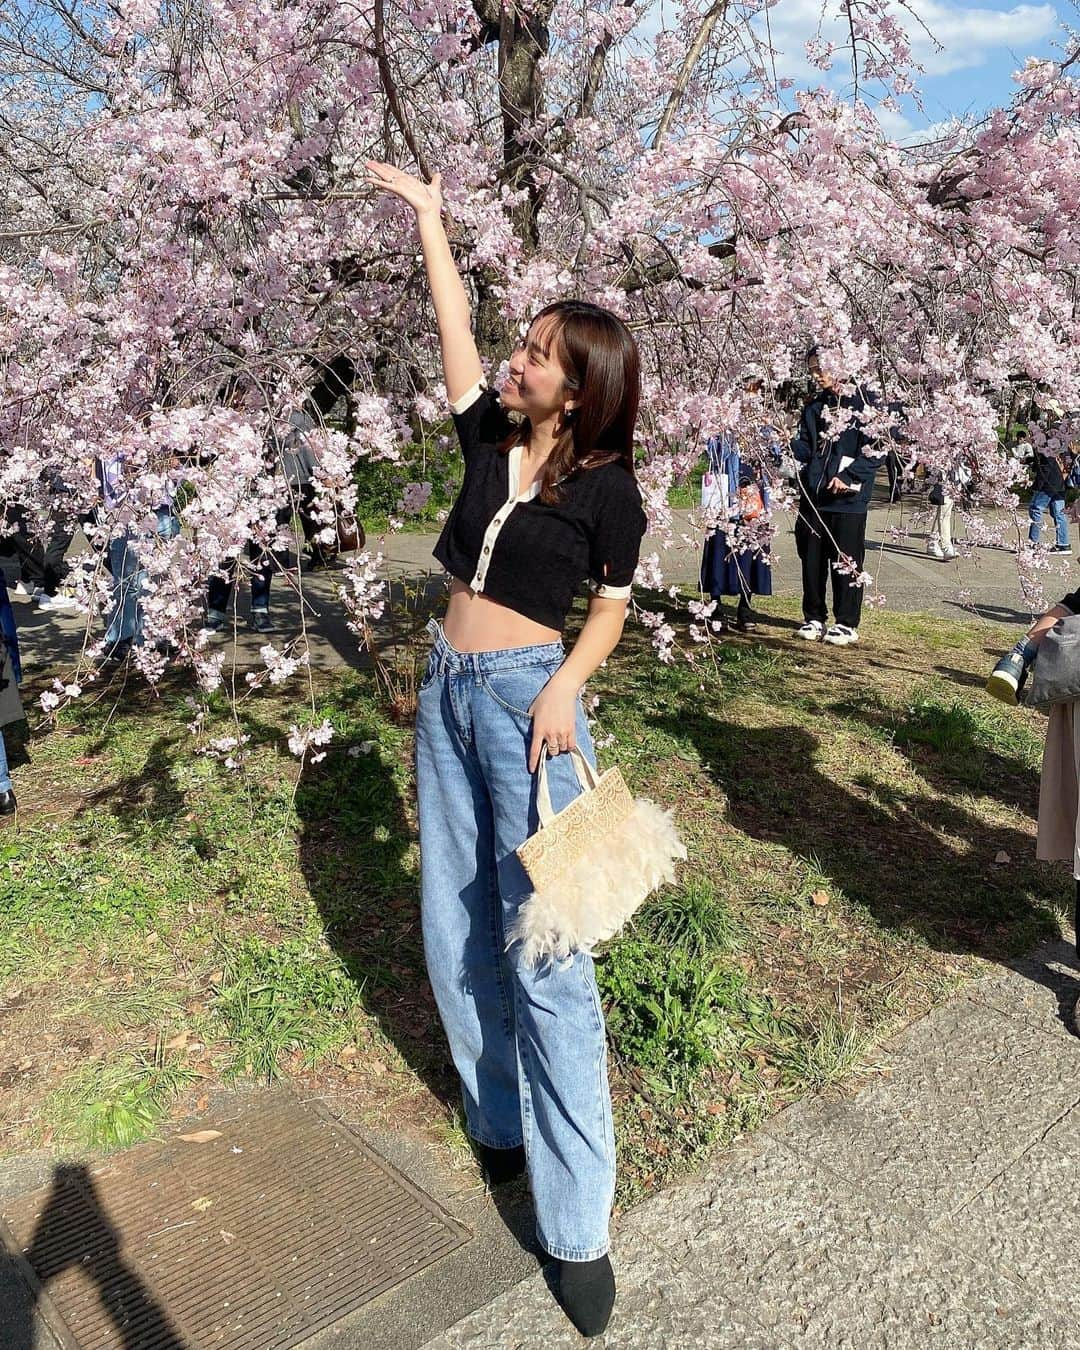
[443,578,563,653]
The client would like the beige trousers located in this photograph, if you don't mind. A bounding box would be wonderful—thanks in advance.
[1037,700,1080,879]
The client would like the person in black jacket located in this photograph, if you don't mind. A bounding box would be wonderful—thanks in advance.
[1028,436,1071,554]
[791,347,881,646]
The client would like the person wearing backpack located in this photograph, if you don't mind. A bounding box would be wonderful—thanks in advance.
[1028,406,1072,554]
[699,372,778,632]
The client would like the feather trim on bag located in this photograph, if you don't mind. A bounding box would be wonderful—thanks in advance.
[508,747,687,968]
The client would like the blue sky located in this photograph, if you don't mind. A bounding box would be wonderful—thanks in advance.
[780,0,1071,137]
[639,0,1073,139]
[850,0,1070,136]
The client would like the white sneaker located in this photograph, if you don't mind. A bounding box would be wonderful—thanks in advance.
[823,624,859,646]
[797,620,824,641]
[36,592,77,611]
[13,581,40,599]
[943,546,958,560]
[927,540,946,560]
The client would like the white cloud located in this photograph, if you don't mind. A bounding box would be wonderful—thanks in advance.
[758,0,1057,79]
[906,0,1058,75]
[635,0,1059,84]
[873,105,967,144]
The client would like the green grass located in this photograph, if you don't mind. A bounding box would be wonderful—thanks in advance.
[776,1015,886,1093]
[640,877,747,956]
[212,936,364,1081]
[43,1044,199,1151]
[0,598,1068,1207]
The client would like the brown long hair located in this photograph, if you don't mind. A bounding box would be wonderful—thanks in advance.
[502,300,641,503]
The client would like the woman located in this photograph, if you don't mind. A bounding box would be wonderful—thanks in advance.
[987,594,1080,1022]
[926,457,972,561]
[700,372,777,632]
[0,568,23,813]
[367,160,647,1338]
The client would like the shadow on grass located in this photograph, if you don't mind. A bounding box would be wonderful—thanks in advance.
[825,692,1041,813]
[651,700,1069,981]
[291,706,457,1111]
[930,663,994,691]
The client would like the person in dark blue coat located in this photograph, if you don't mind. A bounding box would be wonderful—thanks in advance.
[791,346,881,647]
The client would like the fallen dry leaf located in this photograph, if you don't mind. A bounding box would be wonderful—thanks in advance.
[164,1032,190,1051]
[178,1130,222,1145]
[994,850,1011,864]
[811,889,831,907]
[191,1196,214,1212]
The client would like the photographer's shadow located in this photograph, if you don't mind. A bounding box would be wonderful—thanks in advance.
[2,1163,184,1350]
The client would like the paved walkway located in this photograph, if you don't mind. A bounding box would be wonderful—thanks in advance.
[424,934,1080,1349]
[1,497,1060,681]
[378,497,1050,629]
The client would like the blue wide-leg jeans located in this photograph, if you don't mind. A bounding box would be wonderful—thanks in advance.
[415,619,616,1261]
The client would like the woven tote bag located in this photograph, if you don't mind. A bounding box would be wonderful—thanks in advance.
[508,746,687,967]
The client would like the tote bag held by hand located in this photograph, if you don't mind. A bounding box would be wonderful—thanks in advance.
[1025,614,1080,708]
[508,746,687,967]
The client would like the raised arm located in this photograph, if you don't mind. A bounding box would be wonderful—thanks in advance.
[366,162,483,406]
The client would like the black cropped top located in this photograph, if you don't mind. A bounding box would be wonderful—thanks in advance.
[432,381,648,631]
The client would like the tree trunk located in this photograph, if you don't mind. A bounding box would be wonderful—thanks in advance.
[496,2,555,254]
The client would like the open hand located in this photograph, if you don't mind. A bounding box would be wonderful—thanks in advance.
[826,476,858,493]
[527,676,579,773]
[365,161,442,218]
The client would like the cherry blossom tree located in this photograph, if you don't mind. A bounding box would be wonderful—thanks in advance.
[0,0,1077,744]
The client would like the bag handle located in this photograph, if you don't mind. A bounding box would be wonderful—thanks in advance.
[535,744,600,828]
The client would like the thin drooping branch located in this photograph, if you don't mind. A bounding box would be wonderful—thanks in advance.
[577,0,635,121]
[373,0,431,179]
[653,0,729,153]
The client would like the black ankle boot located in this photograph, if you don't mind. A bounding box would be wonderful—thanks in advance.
[556,1254,616,1337]
[474,1141,526,1187]
[0,789,16,817]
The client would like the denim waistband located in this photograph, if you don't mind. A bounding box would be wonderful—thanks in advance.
[425,618,564,677]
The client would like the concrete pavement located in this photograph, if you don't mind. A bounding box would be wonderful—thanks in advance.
[424,935,1080,1349]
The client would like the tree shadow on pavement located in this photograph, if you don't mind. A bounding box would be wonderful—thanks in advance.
[943,599,1032,626]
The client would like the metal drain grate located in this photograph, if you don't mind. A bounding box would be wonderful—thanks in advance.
[1,1095,471,1349]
